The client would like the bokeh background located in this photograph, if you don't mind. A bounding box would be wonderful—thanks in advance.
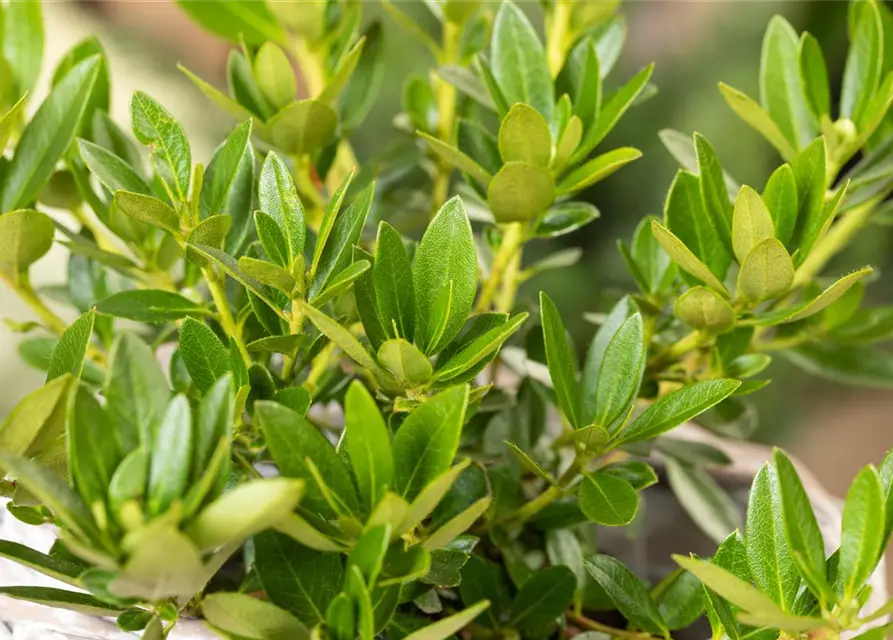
[1,0,890,504]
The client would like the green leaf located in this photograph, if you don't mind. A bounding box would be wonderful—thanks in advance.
[274,513,344,553]
[759,16,816,149]
[190,244,283,316]
[532,202,600,238]
[498,104,552,167]
[746,463,799,611]
[298,300,383,376]
[557,147,642,195]
[319,39,365,107]
[552,116,583,171]
[114,191,180,234]
[751,267,873,326]
[0,95,28,151]
[762,164,798,247]
[3,0,43,94]
[78,139,153,196]
[188,478,305,551]
[239,257,297,295]
[579,297,635,425]
[68,383,121,509]
[47,310,95,382]
[659,129,739,199]
[695,134,734,255]
[736,238,794,302]
[0,540,82,587]
[267,99,338,156]
[96,290,207,323]
[131,91,191,201]
[842,0,883,124]
[585,554,668,635]
[413,197,477,354]
[201,120,254,251]
[651,220,728,295]
[259,152,305,260]
[674,287,735,333]
[784,342,893,388]
[434,312,526,382]
[1,56,101,211]
[255,530,344,626]
[579,471,639,526]
[574,64,654,162]
[374,222,415,341]
[186,215,233,266]
[392,385,469,500]
[105,333,170,451]
[401,601,490,640]
[0,586,128,618]
[665,170,731,283]
[491,1,553,121]
[620,379,741,444]
[176,0,284,45]
[654,570,706,631]
[254,211,290,267]
[593,313,644,432]
[840,465,885,600]
[672,555,781,617]
[179,317,230,392]
[179,64,260,126]
[310,260,371,307]
[799,33,830,119]
[310,181,373,299]
[147,395,192,515]
[509,565,576,630]
[256,400,359,516]
[540,291,580,428]
[790,138,827,260]
[0,452,99,543]
[459,556,511,628]
[488,162,555,223]
[772,449,830,601]
[0,374,71,462]
[666,459,741,545]
[203,592,310,640]
[341,21,385,132]
[732,186,775,263]
[418,133,492,186]
[254,43,297,110]
[423,497,491,550]
[718,82,796,162]
[344,381,394,511]
[379,339,433,386]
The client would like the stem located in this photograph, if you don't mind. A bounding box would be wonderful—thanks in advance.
[646,330,703,369]
[476,223,525,312]
[792,200,877,289]
[545,0,573,77]
[432,19,462,208]
[569,613,658,640]
[71,205,117,253]
[282,305,306,381]
[204,267,250,362]
[13,274,68,335]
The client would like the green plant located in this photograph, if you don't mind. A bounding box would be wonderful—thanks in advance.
[0,1,891,640]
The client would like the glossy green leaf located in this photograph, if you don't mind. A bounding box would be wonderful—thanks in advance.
[201,121,254,251]
[68,383,121,509]
[746,464,799,611]
[732,186,775,263]
[341,21,385,132]
[579,472,639,526]
[0,586,128,618]
[498,104,552,167]
[78,139,153,196]
[674,287,735,333]
[585,554,668,635]
[413,197,476,354]
[532,201,599,238]
[267,99,338,156]
[557,147,642,195]
[0,95,28,152]
[620,379,740,444]
[719,82,796,162]
[3,0,43,94]
[344,381,393,511]
[1,56,101,211]
[841,0,883,124]
[593,312,644,431]
[509,565,576,630]
[423,497,490,551]
[673,555,789,617]
[96,290,207,323]
[799,33,830,119]
[790,138,827,260]
[256,400,358,516]
[434,312,526,382]
[654,569,706,631]
[145,394,192,516]
[540,291,580,427]
[176,0,284,45]
[254,43,297,110]
[46,310,95,382]
[488,162,555,223]
[203,592,310,640]
[419,133,492,186]
[239,256,296,295]
[378,339,433,386]
[131,91,191,201]
[259,151,305,260]
[179,64,260,126]
[0,540,82,587]
[840,465,884,600]
[392,385,469,500]
[762,163,798,247]
[374,222,415,341]
[310,260,370,307]
[737,238,794,302]
[784,342,893,388]
[490,1,553,121]
[694,134,734,255]
[179,317,230,392]
[0,209,56,282]
[114,191,180,234]
[298,300,382,376]
[0,374,71,463]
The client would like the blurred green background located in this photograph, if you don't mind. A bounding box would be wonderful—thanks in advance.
[1,0,889,498]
